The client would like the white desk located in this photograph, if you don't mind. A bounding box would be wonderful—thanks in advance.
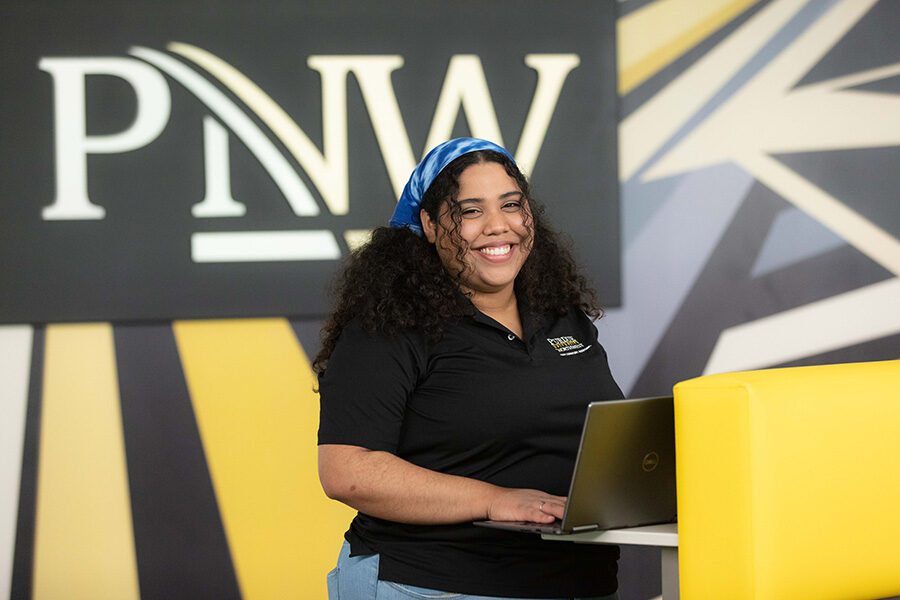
[542,523,679,600]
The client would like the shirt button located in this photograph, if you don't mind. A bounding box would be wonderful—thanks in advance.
[507,333,516,341]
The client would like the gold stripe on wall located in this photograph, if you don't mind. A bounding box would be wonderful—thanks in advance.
[618,0,758,95]
[33,324,140,600]
[173,319,355,600]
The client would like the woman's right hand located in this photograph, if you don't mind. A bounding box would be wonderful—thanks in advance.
[486,488,567,523]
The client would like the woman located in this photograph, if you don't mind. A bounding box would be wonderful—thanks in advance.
[316,138,623,599]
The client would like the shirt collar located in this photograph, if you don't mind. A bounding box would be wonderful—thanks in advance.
[466,294,545,342]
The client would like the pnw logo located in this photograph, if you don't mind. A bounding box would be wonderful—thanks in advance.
[39,42,580,264]
[547,336,591,356]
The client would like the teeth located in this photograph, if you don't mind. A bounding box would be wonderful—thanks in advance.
[479,245,511,256]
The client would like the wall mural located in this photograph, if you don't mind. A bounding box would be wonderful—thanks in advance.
[1,1,898,599]
[609,0,900,401]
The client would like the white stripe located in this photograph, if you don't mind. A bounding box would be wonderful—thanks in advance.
[192,231,341,262]
[0,326,33,600]
[619,0,806,181]
[704,278,900,374]
[129,46,320,217]
[739,153,900,277]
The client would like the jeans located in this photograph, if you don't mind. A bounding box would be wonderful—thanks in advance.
[327,541,619,600]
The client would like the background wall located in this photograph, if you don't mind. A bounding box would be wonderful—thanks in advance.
[609,0,900,399]
[2,1,899,599]
[609,2,899,595]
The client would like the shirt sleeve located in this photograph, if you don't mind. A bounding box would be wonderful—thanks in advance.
[583,312,625,400]
[317,320,424,453]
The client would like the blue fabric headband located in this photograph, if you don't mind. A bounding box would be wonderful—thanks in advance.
[389,137,515,235]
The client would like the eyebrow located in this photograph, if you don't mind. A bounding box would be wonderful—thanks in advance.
[456,191,524,204]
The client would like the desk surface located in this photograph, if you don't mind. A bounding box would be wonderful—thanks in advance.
[541,522,678,547]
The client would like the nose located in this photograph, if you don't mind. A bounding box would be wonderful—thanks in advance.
[483,207,511,235]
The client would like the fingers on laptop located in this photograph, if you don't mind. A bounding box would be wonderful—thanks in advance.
[538,497,566,519]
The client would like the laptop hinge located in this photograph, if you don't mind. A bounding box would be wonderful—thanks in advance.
[570,524,600,533]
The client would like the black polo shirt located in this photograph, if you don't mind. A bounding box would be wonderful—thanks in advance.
[318,304,623,598]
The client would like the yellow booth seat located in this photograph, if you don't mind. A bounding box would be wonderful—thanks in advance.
[673,360,900,600]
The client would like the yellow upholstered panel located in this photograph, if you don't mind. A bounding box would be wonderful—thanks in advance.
[674,360,900,600]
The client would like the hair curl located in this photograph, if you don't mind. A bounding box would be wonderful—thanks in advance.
[313,150,602,375]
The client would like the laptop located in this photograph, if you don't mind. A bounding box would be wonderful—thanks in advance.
[475,396,677,535]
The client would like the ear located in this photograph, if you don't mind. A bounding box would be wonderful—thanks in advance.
[420,208,437,244]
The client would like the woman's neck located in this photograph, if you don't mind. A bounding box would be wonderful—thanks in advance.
[470,288,523,339]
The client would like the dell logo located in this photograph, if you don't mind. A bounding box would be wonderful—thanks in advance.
[642,452,660,472]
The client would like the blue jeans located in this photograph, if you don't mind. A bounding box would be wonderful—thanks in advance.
[327,541,619,600]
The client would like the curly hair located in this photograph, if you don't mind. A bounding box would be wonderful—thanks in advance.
[312,150,602,375]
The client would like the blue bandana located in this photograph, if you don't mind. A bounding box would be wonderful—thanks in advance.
[389,137,515,235]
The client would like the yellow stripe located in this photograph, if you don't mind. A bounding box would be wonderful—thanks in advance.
[33,324,140,600]
[618,0,758,94]
[174,319,355,600]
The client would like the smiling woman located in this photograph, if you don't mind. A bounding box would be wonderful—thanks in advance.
[313,138,623,600]
[421,161,533,337]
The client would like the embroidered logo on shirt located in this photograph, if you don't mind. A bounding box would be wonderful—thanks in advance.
[546,335,592,356]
